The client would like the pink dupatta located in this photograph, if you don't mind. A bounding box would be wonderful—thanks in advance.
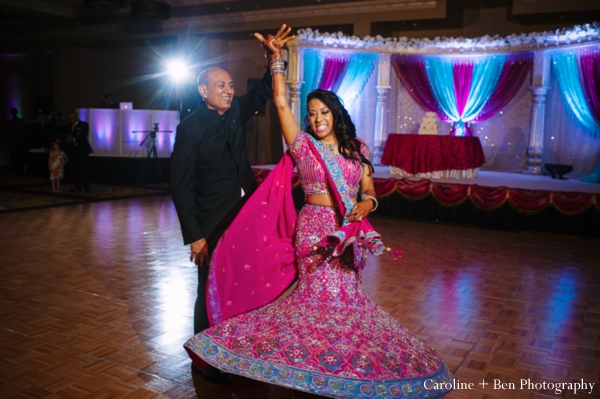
[206,152,298,326]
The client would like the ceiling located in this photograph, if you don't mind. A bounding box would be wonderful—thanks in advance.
[0,0,597,52]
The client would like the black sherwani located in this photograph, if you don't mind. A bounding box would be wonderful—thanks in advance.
[68,120,93,192]
[170,70,272,334]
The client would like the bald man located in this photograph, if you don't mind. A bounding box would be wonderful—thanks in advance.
[170,24,293,384]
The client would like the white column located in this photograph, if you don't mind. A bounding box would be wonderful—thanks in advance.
[525,86,550,174]
[524,51,550,175]
[373,54,391,164]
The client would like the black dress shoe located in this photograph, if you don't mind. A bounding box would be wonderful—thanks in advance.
[191,364,230,385]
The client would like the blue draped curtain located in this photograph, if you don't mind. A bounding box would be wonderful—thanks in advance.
[552,51,600,137]
[425,55,505,136]
[300,49,376,123]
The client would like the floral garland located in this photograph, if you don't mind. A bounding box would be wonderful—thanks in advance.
[297,22,600,53]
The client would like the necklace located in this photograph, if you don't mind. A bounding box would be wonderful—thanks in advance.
[325,143,336,152]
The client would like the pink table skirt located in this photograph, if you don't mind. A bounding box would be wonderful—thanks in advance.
[381,134,486,178]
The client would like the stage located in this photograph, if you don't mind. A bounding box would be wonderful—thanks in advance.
[253,164,600,237]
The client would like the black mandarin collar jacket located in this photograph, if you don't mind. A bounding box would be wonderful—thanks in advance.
[170,69,273,245]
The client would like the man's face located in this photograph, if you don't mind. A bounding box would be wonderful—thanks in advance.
[68,113,77,124]
[198,69,234,115]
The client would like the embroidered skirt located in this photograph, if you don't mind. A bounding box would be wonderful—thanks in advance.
[185,204,453,398]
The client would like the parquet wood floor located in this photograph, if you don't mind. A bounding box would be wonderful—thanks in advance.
[1,195,598,399]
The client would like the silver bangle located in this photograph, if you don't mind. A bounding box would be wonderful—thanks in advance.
[361,194,378,212]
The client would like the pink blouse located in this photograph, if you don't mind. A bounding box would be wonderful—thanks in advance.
[288,132,370,199]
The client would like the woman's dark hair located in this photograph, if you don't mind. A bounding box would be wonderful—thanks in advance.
[303,89,373,174]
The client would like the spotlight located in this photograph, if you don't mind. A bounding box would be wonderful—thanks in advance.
[544,163,573,179]
[165,59,190,84]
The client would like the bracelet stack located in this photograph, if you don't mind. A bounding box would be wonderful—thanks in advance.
[269,57,286,75]
[361,194,378,212]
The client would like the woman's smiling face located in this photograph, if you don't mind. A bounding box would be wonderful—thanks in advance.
[307,98,335,142]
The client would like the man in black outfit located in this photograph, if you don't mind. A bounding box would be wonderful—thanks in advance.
[170,24,293,384]
[66,112,93,193]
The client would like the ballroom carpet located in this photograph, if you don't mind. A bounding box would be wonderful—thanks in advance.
[0,195,598,398]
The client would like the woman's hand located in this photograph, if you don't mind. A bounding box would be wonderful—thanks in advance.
[254,24,295,58]
[347,200,374,223]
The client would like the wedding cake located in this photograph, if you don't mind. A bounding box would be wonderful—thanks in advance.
[418,112,438,135]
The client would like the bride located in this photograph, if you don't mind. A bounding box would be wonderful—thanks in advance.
[184,24,453,399]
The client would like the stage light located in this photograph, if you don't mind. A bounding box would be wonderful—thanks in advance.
[165,59,190,84]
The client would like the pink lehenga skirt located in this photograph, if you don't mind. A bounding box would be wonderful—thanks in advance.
[184,204,453,398]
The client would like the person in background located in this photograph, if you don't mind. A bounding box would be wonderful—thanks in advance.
[66,112,93,193]
[99,93,118,109]
[49,139,68,193]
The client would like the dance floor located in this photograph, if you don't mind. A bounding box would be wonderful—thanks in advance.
[1,194,599,398]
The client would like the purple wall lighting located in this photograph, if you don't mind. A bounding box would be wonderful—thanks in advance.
[124,110,154,157]
[88,109,120,154]
[7,67,22,119]
[78,108,179,158]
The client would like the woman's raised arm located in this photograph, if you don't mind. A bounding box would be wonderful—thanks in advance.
[254,25,298,146]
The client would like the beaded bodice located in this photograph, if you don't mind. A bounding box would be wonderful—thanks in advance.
[287,132,369,200]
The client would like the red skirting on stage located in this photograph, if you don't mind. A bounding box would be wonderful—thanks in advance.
[253,169,600,216]
[371,178,599,216]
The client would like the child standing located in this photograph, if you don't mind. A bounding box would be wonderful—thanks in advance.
[49,140,68,193]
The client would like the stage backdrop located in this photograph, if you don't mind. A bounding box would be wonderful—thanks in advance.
[77,108,179,158]
[288,24,600,180]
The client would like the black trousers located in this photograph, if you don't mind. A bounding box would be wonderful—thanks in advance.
[193,196,247,334]
[70,151,90,191]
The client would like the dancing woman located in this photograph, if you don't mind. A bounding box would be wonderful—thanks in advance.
[184,25,453,398]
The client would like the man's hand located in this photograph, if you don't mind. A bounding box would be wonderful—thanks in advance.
[190,238,209,266]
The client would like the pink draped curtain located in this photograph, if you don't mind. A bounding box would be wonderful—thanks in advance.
[453,63,473,117]
[391,55,449,121]
[579,52,600,123]
[319,58,349,92]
